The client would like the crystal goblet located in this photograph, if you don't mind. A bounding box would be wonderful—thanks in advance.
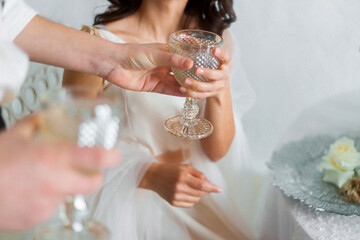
[164,30,223,139]
[34,86,123,240]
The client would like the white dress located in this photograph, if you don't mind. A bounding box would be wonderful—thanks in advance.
[86,26,258,240]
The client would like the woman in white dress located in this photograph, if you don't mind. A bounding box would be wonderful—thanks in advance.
[63,0,257,239]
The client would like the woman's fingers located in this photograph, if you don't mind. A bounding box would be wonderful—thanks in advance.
[195,67,225,81]
[183,77,225,93]
[163,165,223,208]
[186,175,222,193]
[174,193,201,203]
[171,201,195,208]
[180,87,220,99]
[178,48,230,98]
[187,166,207,180]
[179,184,208,197]
[213,47,231,64]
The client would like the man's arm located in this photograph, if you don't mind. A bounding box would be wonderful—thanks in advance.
[14,15,193,96]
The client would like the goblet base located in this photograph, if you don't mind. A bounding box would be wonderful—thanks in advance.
[34,219,109,240]
[164,115,213,140]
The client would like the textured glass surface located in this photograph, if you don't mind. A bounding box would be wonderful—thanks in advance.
[169,30,222,85]
[34,219,109,240]
[268,134,360,216]
[35,88,123,240]
[165,30,222,140]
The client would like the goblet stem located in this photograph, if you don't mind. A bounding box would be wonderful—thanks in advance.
[180,97,200,135]
[34,195,109,240]
[59,195,89,232]
[165,96,213,139]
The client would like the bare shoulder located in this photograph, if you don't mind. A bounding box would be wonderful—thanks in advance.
[103,17,142,43]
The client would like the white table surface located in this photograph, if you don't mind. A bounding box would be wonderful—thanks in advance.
[260,187,360,240]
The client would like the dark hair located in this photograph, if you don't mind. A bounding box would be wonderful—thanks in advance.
[94,0,236,36]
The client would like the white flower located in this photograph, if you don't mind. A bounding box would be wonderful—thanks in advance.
[317,137,360,187]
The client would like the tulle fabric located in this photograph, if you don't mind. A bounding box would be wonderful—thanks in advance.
[87,140,193,240]
[85,26,258,240]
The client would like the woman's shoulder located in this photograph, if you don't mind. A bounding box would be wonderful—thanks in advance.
[80,25,125,43]
[81,25,102,36]
[100,18,143,43]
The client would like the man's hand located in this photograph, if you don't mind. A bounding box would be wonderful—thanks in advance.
[104,43,193,96]
[0,115,121,231]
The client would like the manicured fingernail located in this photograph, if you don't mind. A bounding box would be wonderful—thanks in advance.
[217,188,223,193]
[196,68,204,75]
[185,79,192,86]
[183,59,193,69]
[214,48,221,55]
[180,87,186,93]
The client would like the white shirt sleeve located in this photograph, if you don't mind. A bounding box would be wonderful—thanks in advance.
[2,0,37,41]
[0,39,29,103]
[0,0,32,102]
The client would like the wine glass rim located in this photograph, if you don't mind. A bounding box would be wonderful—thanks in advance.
[169,29,223,48]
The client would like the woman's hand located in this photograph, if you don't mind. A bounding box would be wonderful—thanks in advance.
[139,163,222,208]
[180,48,231,99]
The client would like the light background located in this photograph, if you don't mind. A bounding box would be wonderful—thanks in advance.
[23,0,360,172]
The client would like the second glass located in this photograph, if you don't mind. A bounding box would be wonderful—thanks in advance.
[164,29,223,140]
[34,86,123,240]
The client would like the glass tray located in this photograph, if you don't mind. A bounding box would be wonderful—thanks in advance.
[268,134,360,216]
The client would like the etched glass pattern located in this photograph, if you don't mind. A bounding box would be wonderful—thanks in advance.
[165,30,223,140]
[169,31,221,84]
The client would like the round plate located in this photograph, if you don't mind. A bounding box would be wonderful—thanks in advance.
[268,134,360,216]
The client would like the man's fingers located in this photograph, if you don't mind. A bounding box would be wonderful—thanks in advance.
[9,114,40,138]
[151,43,169,52]
[150,43,193,70]
[186,175,222,193]
[65,171,103,195]
[152,82,185,97]
[38,143,121,171]
[39,163,104,197]
[152,51,193,70]
[69,146,122,170]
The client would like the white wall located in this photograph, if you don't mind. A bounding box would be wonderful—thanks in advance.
[232,0,360,170]
[24,0,109,28]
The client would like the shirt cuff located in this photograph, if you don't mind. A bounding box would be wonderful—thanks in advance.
[2,0,37,41]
